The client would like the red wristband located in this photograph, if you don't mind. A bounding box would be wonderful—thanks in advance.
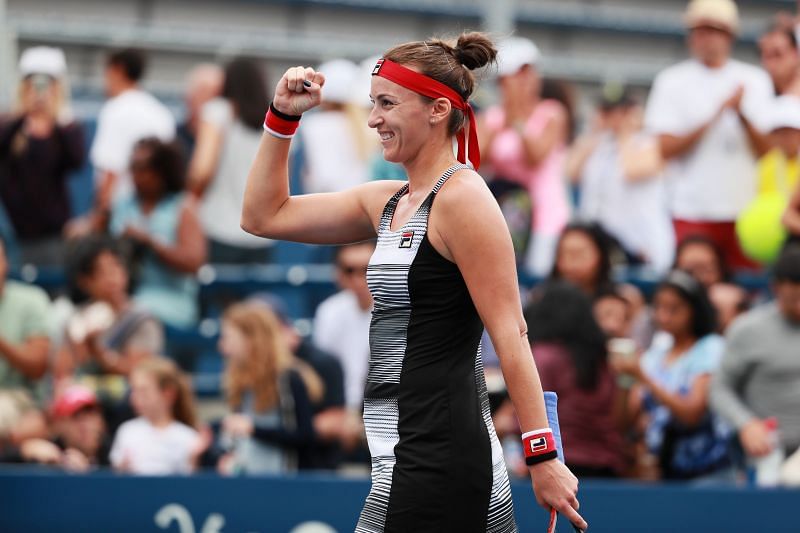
[264,102,301,138]
[522,428,558,466]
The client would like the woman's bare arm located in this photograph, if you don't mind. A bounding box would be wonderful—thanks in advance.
[240,66,400,245]
[430,170,587,531]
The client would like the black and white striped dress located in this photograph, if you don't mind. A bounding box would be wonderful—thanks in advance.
[355,165,517,533]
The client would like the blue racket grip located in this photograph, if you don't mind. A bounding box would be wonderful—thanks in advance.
[544,391,564,463]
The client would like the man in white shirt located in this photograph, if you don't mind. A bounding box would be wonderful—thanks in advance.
[90,49,175,213]
[645,0,774,270]
[313,241,374,412]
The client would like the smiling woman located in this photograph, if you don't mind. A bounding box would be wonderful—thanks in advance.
[241,31,587,533]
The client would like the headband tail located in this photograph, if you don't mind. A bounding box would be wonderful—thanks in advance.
[466,104,480,170]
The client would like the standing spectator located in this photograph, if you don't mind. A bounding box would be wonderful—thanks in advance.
[0,235,51,403]
[187,58,273,263]
[645,0,774,270]
[109,138,206,329]
[710,245,800,464]
[612,270,732,480]
[759,20,800,97]
[313,241,374,411]
[87,49,175,225]
[526,281,626,478]
[110,357,200,475]
[176,63,223,158]
[573,88,674,273]
[55,235,164,380]
[217,303,320,475]
[480,37,572,276]
[300,59,373,194]
[0,46,84,265]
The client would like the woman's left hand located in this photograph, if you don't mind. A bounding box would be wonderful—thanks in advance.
[529,459,588,530]
[609,353,643,380]
[223,414,254,438]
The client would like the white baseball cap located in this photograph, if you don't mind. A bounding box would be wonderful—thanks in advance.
[496,37,540,77]
[765,95,800,132]
[317,59,359,104]
[684,0,739,34]
[19,46,67,78]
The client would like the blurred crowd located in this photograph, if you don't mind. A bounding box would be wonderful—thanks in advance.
[1,0,800,485]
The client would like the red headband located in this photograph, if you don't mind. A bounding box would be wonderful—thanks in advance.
[372,58,480,170]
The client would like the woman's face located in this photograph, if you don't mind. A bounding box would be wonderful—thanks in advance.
[20,75,59,115]
[368,75,436,164]
[218,322,250,364]
[499,64,541,104]
[593,295,630,338]
[676,243,722,288]
[79,251,128,303]
[653,287,693,337]
[130,147,164,199]
[556,230,601,291]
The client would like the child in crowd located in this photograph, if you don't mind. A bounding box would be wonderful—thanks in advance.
[216,303,320,475]
[611,270,732,480]
[110,357,200,475]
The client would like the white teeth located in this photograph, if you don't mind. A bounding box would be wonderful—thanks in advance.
[380,132,394,141]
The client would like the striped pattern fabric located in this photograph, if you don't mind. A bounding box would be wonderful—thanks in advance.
[355,164,517,533]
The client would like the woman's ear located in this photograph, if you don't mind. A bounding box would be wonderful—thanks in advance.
[430,97,452,125]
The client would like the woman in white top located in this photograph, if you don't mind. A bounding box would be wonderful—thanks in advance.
[188,58,273,263]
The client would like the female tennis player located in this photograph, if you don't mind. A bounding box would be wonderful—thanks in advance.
[241,31,587,532]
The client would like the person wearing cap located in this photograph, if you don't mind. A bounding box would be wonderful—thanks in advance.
[644,0,775,271]
[299,58,375,194]
[571,85,675,273]
[243,31,586,532]
[479,36,571,277]
[710,244,800,470]
[187,57,273,264]
[0,46,85,266]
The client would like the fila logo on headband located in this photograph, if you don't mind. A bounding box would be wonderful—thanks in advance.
[399,231,414,248]
[372,59,385,76]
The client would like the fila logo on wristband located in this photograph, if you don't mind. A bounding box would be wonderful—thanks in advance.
[522,428,557,466]
[264,103,301,139]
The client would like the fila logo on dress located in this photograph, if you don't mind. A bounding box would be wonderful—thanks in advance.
[399,231,414,248]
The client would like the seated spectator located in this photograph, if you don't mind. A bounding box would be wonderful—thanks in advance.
[611,270,732,480]
[0,389,48,463]
[593,286,634,340]
[711,245,800,467]
[249,292,350,469]
[50,385,111,471]
[708,283,750,333]
[0,46,85,266]
[548,221,615,298]
[109,138,206,329]
[0,235,51,404]
[526,281,626,478]
[56,235,164,380]
[314,241,374,412]
[187,58,273,263]
[217,303,321,475]
[674,235,730,289]
[110,357,201,475]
